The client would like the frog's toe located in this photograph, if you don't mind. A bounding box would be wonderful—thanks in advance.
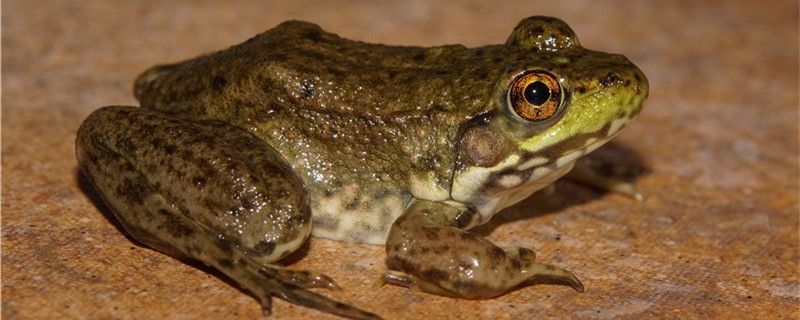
[379,270,415,288]
[206,258,381,320]
[507,247,584,293]
[255,291,274,316]
[267,284,382,320]
[274,268,342,291]
[526,261,584,293]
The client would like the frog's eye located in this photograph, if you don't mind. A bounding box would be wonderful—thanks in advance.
[507,71,562,122]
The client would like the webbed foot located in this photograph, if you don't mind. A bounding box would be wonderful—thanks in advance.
[229,258,382,320]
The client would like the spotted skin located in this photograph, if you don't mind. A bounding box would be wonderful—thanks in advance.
[384,200,583,298]
[76,16,647,320]
[76,107,379,320]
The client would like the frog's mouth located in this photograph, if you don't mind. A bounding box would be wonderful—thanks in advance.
[450,57,648,222]
[450,130,618,222]
[450,95,645,223]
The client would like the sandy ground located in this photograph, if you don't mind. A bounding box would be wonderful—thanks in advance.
[2,1,798,319]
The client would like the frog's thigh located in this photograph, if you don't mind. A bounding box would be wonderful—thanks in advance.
[384,200,584,299]
[77,106,311,264]
[77,107,381,319]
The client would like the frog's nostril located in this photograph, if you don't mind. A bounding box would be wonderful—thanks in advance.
[599,72,619,88]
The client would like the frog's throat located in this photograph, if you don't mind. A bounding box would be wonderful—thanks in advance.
[450,130,619,222]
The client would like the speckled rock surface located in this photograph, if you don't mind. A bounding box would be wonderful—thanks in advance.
[2,1,798,319]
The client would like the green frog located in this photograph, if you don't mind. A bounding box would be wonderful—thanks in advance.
[76,16,648,319]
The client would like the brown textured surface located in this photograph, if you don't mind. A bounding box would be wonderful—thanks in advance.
[2,1,798,319]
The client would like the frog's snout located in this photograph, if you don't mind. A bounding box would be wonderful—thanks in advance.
[632,65,649,100]
[598,55,649,115]
[625,64,649,114]
[602,56,647,87]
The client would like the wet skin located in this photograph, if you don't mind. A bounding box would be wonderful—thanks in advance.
[76,16,648,319]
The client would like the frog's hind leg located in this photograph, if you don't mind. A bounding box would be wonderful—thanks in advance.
[76,106,381,320]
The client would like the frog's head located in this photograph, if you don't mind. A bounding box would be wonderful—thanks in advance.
[451,16,648,221]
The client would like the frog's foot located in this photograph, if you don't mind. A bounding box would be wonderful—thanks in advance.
[384,200,584,299]
[565,158,644,201]
[381,261,582,299]
[382,248,583,298]
[228,259,380,319]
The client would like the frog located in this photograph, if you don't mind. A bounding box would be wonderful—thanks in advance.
[76,16,648,320]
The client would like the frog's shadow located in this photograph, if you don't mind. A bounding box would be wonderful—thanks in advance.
[471,141,649,236]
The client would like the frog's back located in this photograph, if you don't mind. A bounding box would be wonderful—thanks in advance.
[133,21,502,244]
[134,20,501,122]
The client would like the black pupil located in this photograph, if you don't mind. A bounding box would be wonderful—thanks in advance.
[524,81,551,106]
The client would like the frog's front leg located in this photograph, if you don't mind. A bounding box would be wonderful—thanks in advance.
[383,200,583,298]
[565,157,644,201]
[76,106,380,320]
